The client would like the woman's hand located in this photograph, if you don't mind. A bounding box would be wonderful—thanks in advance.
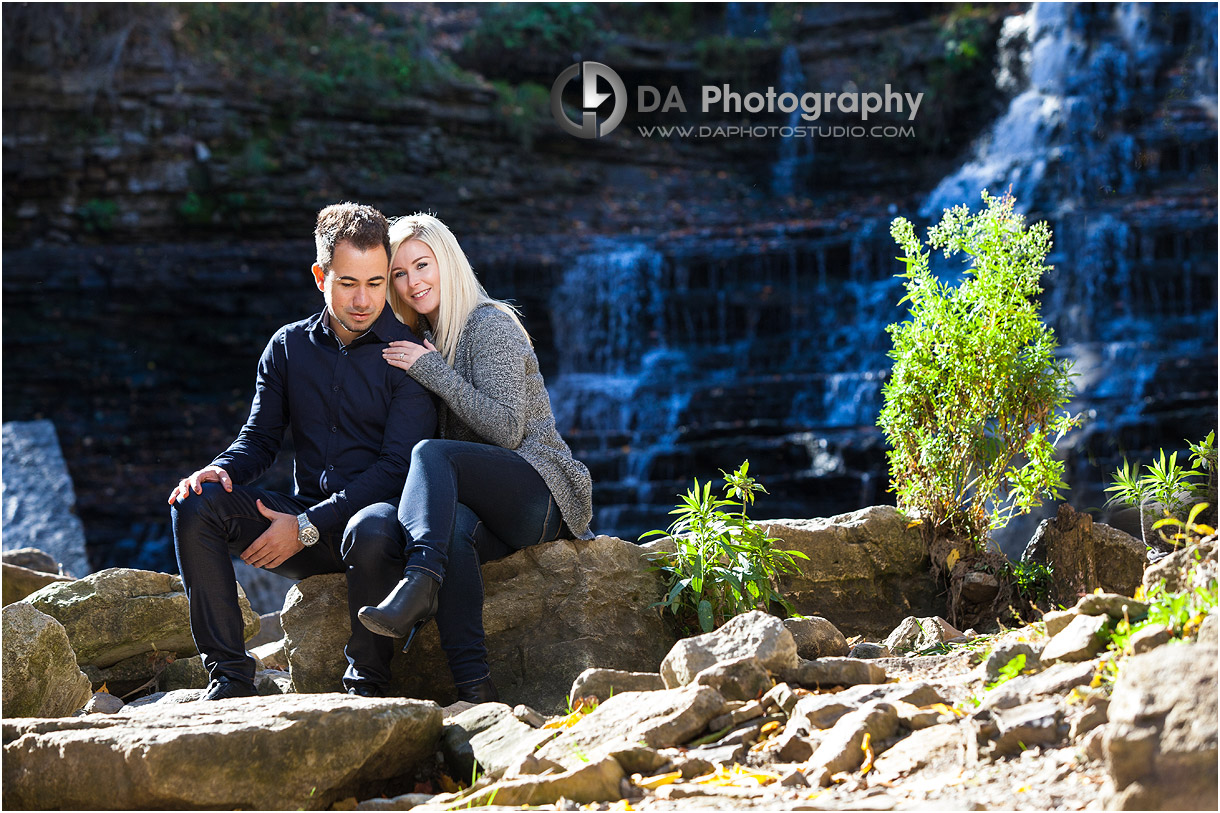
[384,339,437,371]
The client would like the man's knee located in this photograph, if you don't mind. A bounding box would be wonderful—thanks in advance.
[342,502,403,565]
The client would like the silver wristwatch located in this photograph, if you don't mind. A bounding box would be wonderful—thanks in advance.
[296,512,320,547]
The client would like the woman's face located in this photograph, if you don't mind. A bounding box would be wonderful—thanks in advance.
[391,238,441,320]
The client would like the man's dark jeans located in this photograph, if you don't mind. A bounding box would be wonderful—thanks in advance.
[171,482,401,690]
[390,439,565,688]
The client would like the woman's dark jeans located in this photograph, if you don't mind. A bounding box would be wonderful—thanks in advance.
[397,438,565,687]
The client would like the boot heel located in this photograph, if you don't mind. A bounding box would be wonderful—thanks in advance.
[358,571,440,644]
[401,618,429,653]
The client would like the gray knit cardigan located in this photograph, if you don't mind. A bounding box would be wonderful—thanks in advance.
[405,303,594,540]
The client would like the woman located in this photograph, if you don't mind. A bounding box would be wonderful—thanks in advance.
[358,213,594,703]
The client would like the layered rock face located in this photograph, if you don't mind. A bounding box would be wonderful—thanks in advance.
[281,535,680,712]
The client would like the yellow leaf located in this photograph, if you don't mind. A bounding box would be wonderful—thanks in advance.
[1089,671,1104,689]
[1016,785,1030,793]
[98,683,110,695]
[690,764,780,787]
[437,774,460,794]
[607,802,635,812]
[1133,585,1146,601]
[1094,587,1104,595]
[1196,524,1216,536]
[1065,687,1088,706]
[760,721,781,738]
[860,733,875,774]
[631,771,682,790]
[1184,614,1206,637]
[945,549,960,571]
[906,521,921,529]
[926,702,964,717]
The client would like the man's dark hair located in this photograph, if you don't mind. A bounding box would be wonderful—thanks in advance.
[314,202,391,273]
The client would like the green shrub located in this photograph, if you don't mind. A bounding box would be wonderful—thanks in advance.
[642,461,808,635]
[77,198,119,234]
[465,4,603,70]
[880,191,1080,550]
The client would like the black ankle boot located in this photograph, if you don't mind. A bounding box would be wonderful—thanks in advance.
[358,571,440,653]
[456,677,499,704]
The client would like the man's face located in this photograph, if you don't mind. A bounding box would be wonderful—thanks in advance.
[311,241,389,344]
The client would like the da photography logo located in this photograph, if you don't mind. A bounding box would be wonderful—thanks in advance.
[551,61,626,139]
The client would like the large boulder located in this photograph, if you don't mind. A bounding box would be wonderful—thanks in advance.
[1,420,90,578]
[1,602,93,718]
[2,694,442,810]
[25,568,259,669]
[282,536,677,712]
[1102,641,1218,810]
[2,562,73,606]
[2,547,60,574]
[1022,504,1146,602]
[763,507,941,638]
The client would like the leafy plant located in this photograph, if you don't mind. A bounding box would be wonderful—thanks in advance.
[984,652,1028,691]
[77,198,118,234]
[880,190,1080,551]
[1106,432,1216,538]
[642,461,809,634]
[1007,559,1055,606]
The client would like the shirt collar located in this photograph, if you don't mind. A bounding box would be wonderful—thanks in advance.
[307,307,410,347]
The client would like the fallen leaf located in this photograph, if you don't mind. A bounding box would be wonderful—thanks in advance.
[860,732,875,775]
[631,771,682,790]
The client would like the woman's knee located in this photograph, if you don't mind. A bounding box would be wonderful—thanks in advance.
[341,502,404,565]
[170,481,230,527]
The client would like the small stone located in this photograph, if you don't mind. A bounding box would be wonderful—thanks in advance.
[660,611,797,688]
[1069,695,1109,740]
[1043,610,1075,638]
[981,661,1097,711]
[872,723,966,779]
[774,730,815,763]
[513,704,547,728]
[1074,593,1150,621]
[807,702,900,783]
[2,547,61,574]
[1128,625,1172,654]
[848,642,890,659]
[783,616,848,659]
[568,668,665,704]
[83,691,125,714]
[606,745,667,775]
[789,695,854,731]
[889,700,945,730]
[255,669,292,695]
[760,682,799,715]
[692,656,772,702]
[884,616,965,655]
[708,699,764,731]
[960,571,1000,604]
[983,642,1043,681]
[1041,613,1110,664]
[162,654,209,691]
[779,768,810,787]
[989,699,1065,756]
[783,657,888,689]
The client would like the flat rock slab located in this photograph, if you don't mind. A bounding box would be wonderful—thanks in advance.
[1041,613,1110,664]
[536,685,726,769]
[2,694,442,810]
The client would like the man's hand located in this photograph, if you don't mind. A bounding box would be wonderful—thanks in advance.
[168,465,233,505]
[240,499,304,569]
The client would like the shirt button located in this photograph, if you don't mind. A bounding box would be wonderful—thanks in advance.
[331,426,338,433]
[328,465,335,471]
[332,386,340,392]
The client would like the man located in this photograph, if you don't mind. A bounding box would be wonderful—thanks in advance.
[169,202,436,700]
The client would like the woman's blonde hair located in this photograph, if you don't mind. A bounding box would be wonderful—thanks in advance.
[387,213,530,365]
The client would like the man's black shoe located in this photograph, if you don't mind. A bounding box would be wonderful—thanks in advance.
[202,676,258,701]
[347,684,386,698]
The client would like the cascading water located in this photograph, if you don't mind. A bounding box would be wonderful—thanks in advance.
[550,2,1216,548]
[772,45,815,198]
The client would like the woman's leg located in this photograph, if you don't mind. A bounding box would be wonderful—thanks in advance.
[398,439,562,583]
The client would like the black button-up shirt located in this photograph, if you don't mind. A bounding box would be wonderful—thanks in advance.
[211,307,436,536]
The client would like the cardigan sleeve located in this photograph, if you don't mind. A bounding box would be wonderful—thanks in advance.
[405,311,528,449]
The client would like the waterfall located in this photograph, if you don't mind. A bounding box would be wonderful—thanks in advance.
[772,45,815,198]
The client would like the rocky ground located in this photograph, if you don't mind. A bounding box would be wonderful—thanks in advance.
[3,525,1216,811]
